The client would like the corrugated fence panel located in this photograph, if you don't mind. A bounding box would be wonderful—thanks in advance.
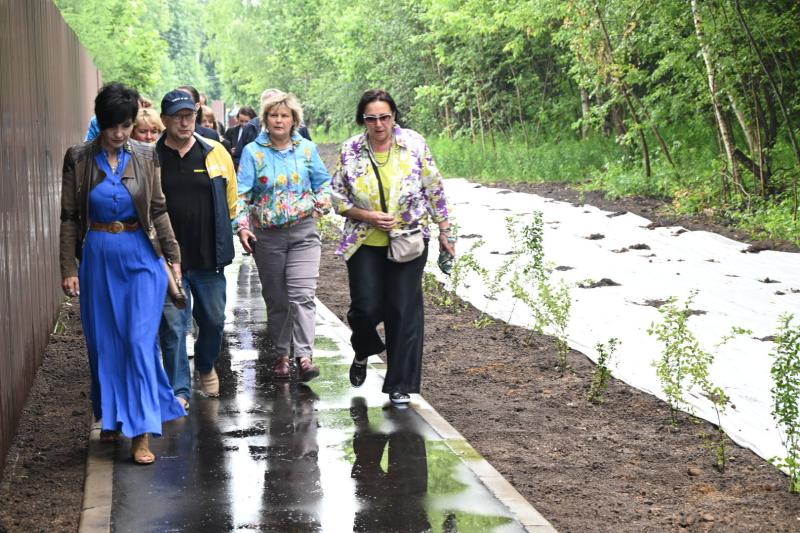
[0,0,99,471]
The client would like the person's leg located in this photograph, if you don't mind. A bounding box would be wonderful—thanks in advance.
[285,219,321,359]
[252,227,292,357]
[285,219,322,381]
[159,276,192,401]
[346,245,388,358]
[382,245,428,396]
[186,269,227,376]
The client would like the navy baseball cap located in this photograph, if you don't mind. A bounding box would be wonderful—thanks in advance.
[161,90,196,115]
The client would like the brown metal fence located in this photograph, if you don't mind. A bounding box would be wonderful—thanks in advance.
[0,0,100,470]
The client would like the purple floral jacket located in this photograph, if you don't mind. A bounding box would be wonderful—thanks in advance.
[331,126,450,259]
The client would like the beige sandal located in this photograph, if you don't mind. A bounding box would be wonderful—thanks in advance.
[199,368,219,397]
[131,434,155,465]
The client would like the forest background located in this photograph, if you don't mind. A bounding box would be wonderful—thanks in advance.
[55,0,800,245]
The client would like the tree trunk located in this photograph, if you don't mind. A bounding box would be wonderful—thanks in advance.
[734,0,800,168]
[691,0,742,190]
[580,87,591,139]
[595,3,651,177]
[511,67,530,147]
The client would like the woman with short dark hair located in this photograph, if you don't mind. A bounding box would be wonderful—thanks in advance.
[332,89,456,405]
[60,82,186,465]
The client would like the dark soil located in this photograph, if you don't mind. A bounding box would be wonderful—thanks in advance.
[2,145,799,532]
[0,302,92,533]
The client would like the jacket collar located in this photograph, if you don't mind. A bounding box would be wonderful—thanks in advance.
[254,130,303,149]
[156,132,214,158]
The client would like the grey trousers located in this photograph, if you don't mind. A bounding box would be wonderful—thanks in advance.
[252,217,321,358]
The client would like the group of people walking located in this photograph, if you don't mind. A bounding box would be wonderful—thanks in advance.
[59,82,455,465]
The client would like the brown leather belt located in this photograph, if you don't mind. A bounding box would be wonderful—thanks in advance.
[89,220,140,233]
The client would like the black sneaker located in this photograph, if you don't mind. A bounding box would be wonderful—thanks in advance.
[349,359,367,387]
[389,392,410,405]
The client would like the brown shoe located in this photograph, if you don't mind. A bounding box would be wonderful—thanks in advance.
[274,356,291,380]
[298,357,320,383]
[99,430,120,443]
[131,434,155,465]
[199,368,219,397]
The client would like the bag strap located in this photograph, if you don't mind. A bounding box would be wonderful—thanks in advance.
[368,154,389,213]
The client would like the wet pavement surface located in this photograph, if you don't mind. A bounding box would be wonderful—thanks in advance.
[107,251,545,532]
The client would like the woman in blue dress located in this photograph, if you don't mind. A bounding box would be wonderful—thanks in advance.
[60,82,186,464]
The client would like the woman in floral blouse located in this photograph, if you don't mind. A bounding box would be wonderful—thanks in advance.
[332,89,456,405]
[236,91,331,381]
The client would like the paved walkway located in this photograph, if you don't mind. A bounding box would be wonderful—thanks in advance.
[79,251,555,532]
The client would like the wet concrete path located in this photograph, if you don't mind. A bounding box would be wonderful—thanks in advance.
[91,251,554,532]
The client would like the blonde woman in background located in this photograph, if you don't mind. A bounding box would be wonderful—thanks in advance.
[131,108,164,144]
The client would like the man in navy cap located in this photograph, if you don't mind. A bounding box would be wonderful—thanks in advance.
[176,85,221,142]
[156,89,238,406]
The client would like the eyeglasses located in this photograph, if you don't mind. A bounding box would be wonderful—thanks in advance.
[171,112,196,123]
[363,113,393,124]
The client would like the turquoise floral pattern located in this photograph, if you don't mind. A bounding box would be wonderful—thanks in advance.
[331,126,450,259]
[235,131,331,231]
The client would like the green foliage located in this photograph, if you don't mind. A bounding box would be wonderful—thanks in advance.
[648,291,750,470]
[587,338,620,405]
[442,239,487,313]
[56,0,213,98]
[506,213,573,370]
[648,291,708,426]
[769,314,800,493]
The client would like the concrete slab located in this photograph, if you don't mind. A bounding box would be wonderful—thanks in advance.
[81,251,556,532]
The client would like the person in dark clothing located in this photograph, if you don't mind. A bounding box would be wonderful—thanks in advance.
[224,105,257,157]
[177,85,221,142]
[156,89,238,405]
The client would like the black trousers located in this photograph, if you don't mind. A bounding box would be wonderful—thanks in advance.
[346,243,428,394]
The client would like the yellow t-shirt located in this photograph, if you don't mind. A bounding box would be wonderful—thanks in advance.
[363,149,398,247]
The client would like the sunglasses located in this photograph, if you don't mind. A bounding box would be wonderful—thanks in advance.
[363,113,393,124]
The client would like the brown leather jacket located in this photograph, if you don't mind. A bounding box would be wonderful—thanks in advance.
[59,138,181,278]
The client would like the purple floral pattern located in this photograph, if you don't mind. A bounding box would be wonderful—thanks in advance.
[331,126,450,259]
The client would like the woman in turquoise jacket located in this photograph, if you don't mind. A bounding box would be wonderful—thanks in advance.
[235,91,331,382]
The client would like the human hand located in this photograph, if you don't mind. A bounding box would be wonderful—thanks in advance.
[62,276,80,298]
[369,211,396,232]
[171,262,182,284]
[438,232,456,257]
[239,229,256,253]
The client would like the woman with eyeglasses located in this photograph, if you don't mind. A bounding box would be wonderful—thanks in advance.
[235,91,331,382]
[331,89,456,405]
[59,82,186,465]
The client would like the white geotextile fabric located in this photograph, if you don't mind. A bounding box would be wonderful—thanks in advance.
[429,178,800,464]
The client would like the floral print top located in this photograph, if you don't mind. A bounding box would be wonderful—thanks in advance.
[235,131,331,231]
[331,126,450,259]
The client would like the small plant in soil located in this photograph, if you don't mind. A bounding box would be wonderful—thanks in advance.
[422,271,447,307]
[443,239,487,313]
[648,291,704,426]
[507,212,573,370]
[587,337,620,405]
[649,290,749,471]
[769,313,800,493]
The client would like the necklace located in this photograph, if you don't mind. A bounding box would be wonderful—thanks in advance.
[367,137,392,168]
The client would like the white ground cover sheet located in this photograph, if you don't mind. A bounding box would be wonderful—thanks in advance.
[431,178,800,464]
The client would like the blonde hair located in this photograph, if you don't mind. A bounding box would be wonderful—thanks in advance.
[261,91,303,136]
[134,108,164,132]
[200,105,216,125]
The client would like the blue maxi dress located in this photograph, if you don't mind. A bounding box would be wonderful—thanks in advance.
[80,149,185,437]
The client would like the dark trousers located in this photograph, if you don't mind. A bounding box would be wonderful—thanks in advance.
[346,244,428,394]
